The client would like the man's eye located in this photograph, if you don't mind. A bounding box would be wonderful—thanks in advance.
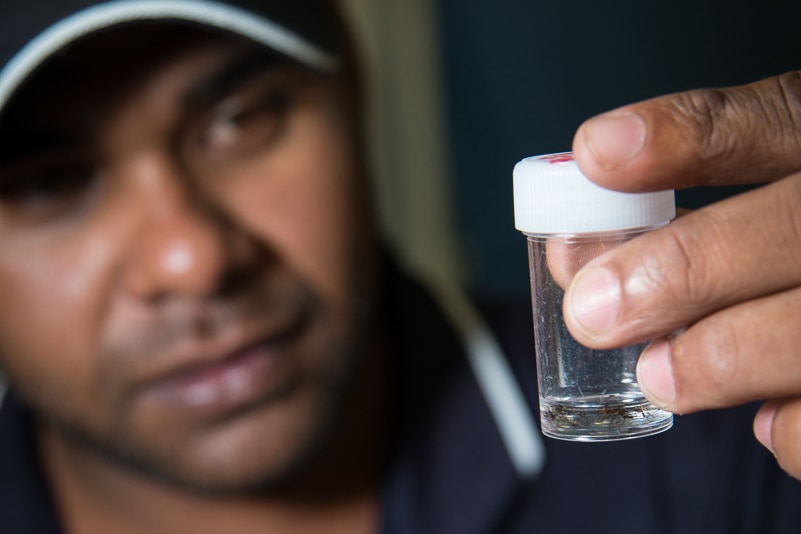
[202,89,290,157]
[0,165,98,220]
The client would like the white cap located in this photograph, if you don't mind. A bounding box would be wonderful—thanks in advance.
[513,152,675,234]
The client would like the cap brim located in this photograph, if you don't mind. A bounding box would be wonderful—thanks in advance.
[0,0,341,116]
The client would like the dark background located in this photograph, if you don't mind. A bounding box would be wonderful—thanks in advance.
[435,0,801,297]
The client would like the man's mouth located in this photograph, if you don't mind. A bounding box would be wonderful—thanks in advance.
[136,312,309,418]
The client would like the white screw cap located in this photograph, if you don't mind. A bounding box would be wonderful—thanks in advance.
[513,152,675,234]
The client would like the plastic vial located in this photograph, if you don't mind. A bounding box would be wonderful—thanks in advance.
[513,152,675,441]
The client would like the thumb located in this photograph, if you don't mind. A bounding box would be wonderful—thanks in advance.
[572,71,801,192]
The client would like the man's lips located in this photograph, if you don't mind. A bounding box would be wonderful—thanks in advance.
[148,343,283,408]
[135,314,309,415]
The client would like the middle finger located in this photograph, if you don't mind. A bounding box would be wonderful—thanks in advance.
[563,171,801,349]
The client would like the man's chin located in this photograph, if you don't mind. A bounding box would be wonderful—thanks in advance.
[32,383,334,498]
[119,401,338,496]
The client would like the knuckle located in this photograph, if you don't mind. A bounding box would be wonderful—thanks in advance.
[669,72,801,183]
[671,88,742,176]
[636,214,728,312]
[758,72,801,148]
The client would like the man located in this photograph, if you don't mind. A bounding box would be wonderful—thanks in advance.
[0,1,800,533]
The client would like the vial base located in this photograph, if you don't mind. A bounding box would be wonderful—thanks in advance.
[539,394,673,442]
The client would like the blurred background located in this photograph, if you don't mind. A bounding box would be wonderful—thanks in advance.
[345,0,801,298]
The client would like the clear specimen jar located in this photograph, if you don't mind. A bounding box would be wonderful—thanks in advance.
[513,152,675,441]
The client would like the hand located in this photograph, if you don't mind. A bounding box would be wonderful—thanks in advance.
[566,71,801,479]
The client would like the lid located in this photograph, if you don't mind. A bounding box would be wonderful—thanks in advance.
[513,152,675,234]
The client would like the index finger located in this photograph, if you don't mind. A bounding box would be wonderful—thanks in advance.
[572,72,801,192]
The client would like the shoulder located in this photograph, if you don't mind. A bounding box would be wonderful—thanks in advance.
[0,392,62,533]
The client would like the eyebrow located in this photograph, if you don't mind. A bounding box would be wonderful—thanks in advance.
[0,51,288,167]
[182,51,284,109]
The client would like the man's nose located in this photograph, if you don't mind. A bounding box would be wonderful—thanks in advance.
[121,155,263,301]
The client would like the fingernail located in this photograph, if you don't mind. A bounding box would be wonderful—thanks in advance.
[637,340,676,408]
[585,111,646,168]
[567,267,620,338]
[754,402,778,455]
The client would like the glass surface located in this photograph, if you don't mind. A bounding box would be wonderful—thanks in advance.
[528,230,673,441]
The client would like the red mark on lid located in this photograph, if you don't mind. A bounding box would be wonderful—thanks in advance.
[540,153,574,164]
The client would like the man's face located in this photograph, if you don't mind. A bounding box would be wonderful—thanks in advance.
[0,29,379,493]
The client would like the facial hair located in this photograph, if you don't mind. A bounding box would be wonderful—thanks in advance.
[20,272,376,497]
